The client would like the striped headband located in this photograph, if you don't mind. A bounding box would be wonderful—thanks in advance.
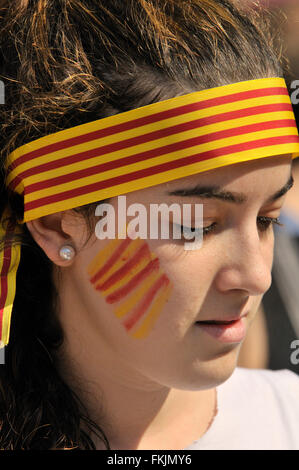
[1,76,299,347]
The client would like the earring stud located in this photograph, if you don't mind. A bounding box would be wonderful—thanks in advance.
[59,245,75,261]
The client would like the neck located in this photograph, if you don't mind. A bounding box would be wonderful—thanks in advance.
[57,328,217,450]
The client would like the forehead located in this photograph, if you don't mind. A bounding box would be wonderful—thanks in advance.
[118,155,293,209]
[156,155,293,197]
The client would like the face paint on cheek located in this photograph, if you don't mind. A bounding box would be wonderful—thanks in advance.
[88,236,173,339]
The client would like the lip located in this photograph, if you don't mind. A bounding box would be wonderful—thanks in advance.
[196,312,249,323]
[195,316,247,343]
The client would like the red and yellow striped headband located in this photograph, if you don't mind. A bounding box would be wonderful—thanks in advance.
[1,76,299,347]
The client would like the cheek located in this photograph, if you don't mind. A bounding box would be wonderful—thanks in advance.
[157,244,214,301]
[87,236,173,339]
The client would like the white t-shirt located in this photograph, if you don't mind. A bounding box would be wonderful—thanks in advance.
[184,366,299,450]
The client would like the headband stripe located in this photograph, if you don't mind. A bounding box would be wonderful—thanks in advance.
[24,134,299,214]
[0,245,11,341]
[7,85,289,171]
[8,102,293,192]
[24,118,296,196]
[0,226,18,346]
[1,77,299,347]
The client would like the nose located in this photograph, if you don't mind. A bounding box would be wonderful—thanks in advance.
[214,227,273,296]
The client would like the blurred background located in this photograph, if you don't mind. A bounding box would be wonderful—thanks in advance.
[237,0,299,374]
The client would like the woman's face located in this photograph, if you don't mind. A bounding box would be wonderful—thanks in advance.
[57,155,293,390]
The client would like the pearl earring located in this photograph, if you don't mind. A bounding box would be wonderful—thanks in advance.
[59,245,75,261]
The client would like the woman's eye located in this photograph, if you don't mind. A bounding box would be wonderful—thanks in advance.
[178,222,217,238]
[257,216,283,232]
[174,217,283,242]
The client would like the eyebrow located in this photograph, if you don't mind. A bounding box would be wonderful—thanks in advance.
[166,174,294,205]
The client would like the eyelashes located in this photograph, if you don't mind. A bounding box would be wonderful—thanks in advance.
[176,216,283,240]
[256,216,283,232]
[178,222,215,237]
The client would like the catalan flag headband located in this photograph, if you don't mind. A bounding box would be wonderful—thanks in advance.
[1,77,299,348]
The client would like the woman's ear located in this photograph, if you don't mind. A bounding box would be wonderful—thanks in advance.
[26,210,84,267]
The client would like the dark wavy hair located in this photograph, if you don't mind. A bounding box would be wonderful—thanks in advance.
[0,0,282,450]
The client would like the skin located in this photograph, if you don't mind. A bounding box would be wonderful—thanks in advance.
[237,160,299,369]
[87,236,173,339]
[237,303,269,369]
[26,154,293,450]
[282,160,299,218]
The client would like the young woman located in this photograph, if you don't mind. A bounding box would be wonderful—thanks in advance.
[1,0,299,450]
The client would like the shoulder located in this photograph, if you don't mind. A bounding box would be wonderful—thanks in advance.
[227,365,299,384]
[186,367,299,450]
[221,366,299,411]
[185,368,299,450]
[218,367,299,448]
[225,366,299,396]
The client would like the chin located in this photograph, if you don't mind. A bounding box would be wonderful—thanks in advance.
[186,348,240,390]
[163,351,239,391]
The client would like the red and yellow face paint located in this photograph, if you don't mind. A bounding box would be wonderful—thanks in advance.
[1,77,299,346]
[88,236,172,339]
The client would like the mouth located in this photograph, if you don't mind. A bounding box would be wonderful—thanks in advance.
[196,312,248,324]
[195,313,248,343]
[197,319,238,325]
